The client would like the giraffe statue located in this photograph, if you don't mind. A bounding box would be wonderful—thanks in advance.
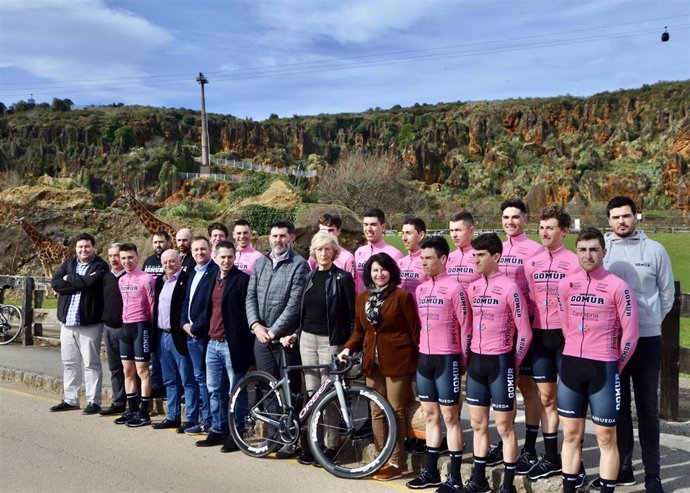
[11,217,72,277]
[115,187,177,237]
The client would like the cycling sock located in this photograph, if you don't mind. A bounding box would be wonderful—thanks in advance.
[543,432,558,461]
[524,424,539,454]
[425,446,440,472]
[126,392,139,412]
[449,450,463,482]
[140,396,151,416]
[472,455,488,484]
[599,478,616,493]
[503,461,517,487]
[562,473,579,493]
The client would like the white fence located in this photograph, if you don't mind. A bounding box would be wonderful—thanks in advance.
[194,156,317,177]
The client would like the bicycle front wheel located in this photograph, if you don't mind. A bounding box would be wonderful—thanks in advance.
[228,371,286,458]
[0,304,23,345]
[308,384,397,479]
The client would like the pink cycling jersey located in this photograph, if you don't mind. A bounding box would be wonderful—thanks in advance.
[446,245,480,289]
[558,266,639,371]
[467,272,532,367]
[354,239,404,292]
[234,245,265,275]
[525,246,580,330]
[416,272,471,359]
[500,233,544,317]
[398,250,428,301]
[119,267,155,324]
[307,247,356,276]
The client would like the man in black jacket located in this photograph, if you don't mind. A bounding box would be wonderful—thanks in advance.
[50,233,108,414]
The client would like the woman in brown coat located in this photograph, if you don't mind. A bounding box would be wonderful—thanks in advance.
[338,252,420,481]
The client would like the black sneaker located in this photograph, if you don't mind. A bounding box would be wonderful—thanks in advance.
[406,468,442,489]
[99,404,126,416]
[460,479,491,493]
[152,418,181,430]
[274,444,298,459]
[515,448,537,475]
[591,466,635,488]
[527,455,562,480]
[82,402,101,415]
[195,431,227,447]
[486,442,503,466]
[576,461,586,488]
[50,401,80,412]
[220,436,239,453]
[297,449,314,465]
[644,475,664,493]
[126,413,151,427]
[497,485,517,493]
[114,409,135,425]
[313,448,336,468]
[436,475,462,493]
[176,421,196,434]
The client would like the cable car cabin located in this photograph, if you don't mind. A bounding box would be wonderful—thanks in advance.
[661,28,669,42]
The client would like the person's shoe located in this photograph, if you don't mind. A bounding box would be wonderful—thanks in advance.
[99,404,126,416]
[152,418,181,430]
[82,402,101,415]
[435,475,463,493]
[497,485,517,493]
[50,401,79,412]
[220,436,239,453]
[114,409,135,425]
[460,479,491,493]
[644,475,664,493]
[313,447,337,468]
[274,443,298,459]
[575,461,586,488]
[527,455,562,480]
[196,431,227,447]
[591,465,635,488]
[297,449,314,465]
[176,421,196,434]
[516,448,537,475]
[373,463,403,481]
[184,422,210,435]
[406,468,442,489]
[126,413,151,427]
[486,442,503,466]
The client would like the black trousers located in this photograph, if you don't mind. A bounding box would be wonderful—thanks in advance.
[253,339,302,397]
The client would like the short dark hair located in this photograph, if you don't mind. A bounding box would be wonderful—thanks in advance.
[420,236,449,258]
[362,208,386,225]
[75,232,96,246]
[403,217,426,234]
[606,196,637,217]
[471,233,503,256]
[450,211,475,226]
[119,242,138,254]
[319,213,342,230]
[576,227,605,249]
[363,253,401,288]
[191,235,211,248]
[540,205,571,228]
[270,219,295,235]
[215,240,236,252]
[500,198,527,214]
[153,230,172,242]
[233,219,250,229]
[207,222,229,237]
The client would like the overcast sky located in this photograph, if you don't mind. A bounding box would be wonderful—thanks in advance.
[1,0,688,120]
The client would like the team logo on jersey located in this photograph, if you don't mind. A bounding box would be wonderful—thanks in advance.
[473,296,498,305]
[499,257,523,265]
[570,294,605,304]
[419,296,445,305]
[533,271,565,280]
[623,289,632,317]
[513,292,522,317]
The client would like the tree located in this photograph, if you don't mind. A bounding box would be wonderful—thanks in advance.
[51,98,74,112]
[113,125,135,150]
[0,102,6,115]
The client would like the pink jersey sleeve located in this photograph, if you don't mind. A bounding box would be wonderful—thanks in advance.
[614,280,639,371]
[509,283,532,368]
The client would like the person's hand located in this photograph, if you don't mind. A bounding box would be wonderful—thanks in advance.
[337,347,351,363]
[280,334,298,348]
[254,324,272,344]
[182,323,194,337]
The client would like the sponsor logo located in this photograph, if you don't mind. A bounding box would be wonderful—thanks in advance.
[506,367,515,398]
[419,296,445,306]
[570,294,605,304]
[623,289,632,317]
[513,292,522,318]
[452,360,460,394]
[594,416,616,424]
[473,296,498,305]
[299,378,332,420]
[499,257,524,265]
[634,262,651,268]
[142,329,150,354]
[615,373,621,411]
[533,271,566,280]
[401,271,420,279]
[448,266,474,274]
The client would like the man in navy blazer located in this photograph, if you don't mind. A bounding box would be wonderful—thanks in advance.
[196,240,254,451]
[180,235,219,434]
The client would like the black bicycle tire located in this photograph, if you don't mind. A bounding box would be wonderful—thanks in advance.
[228,370,286,458]
[0,304,23,346]
[308,384,397,479]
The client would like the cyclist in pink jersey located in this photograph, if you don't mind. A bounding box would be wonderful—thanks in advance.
[523,206,581,481]
[446,211,480,288]
[464,233,532,493]
[398,217,428,301]
[487,198,543,472]
[407,236,471,492]
[117,243,156,427]
[354,208,404,292]
[557,228,639,493]
[232,220,264,274]
[306,213,356,275]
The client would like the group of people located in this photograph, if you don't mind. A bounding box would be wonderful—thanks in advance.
[47,195,674,493]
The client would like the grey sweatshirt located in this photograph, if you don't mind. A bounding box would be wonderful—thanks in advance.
[604,230,675,338]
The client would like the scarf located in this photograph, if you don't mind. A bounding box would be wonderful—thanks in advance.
[365,284,393,327]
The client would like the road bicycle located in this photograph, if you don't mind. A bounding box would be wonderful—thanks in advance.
[228,340,397,479]
[0,285,24,345]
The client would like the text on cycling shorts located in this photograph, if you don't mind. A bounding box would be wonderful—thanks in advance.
[119,321,152,362]
[465,351,516,411]
[416,353,463,406]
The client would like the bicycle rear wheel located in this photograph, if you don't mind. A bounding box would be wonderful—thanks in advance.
[308,384,397,479]
[228,371,286,458]
[0,305,23,345]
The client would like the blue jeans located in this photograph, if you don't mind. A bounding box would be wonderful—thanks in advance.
[187,337,211,425]
[158,332,199,423]
[206,339,246,434]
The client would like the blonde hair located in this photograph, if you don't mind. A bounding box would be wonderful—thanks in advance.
[309,230,341,261]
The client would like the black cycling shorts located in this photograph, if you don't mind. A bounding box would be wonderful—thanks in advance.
[530,329,565,383]
[120,321,152,362]
[465,351,515,412]
[416,353,462,406]
[557,355,620,427]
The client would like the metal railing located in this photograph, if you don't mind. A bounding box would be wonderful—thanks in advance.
[193,156,317,177]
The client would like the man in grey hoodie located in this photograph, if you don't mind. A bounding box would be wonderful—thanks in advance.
[593,196,674,493]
